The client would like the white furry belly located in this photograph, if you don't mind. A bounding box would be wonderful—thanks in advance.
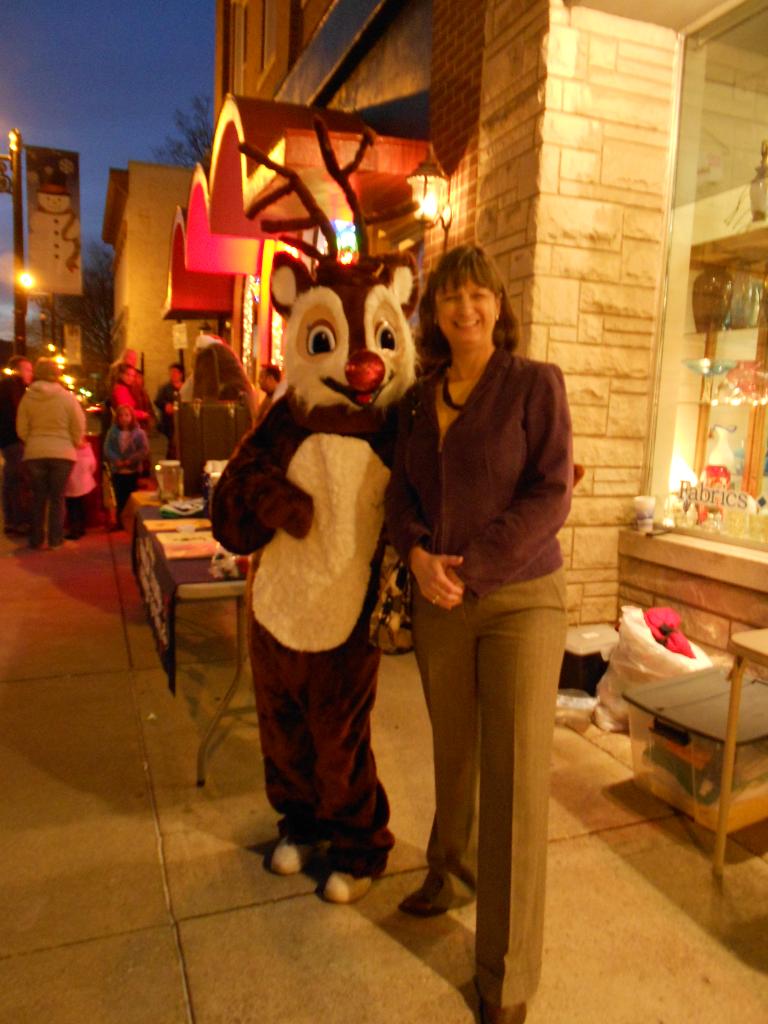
[251,434,390,651]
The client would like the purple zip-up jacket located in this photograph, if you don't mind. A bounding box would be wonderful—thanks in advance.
[384,347,573,597]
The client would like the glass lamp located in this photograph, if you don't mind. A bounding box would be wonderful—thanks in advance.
[407,147,451,231]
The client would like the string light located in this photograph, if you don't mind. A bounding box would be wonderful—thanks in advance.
[241,274,260,377]
[271,309,284,370]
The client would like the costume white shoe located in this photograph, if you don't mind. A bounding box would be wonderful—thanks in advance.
[321,871,373,904]
[269,837,314,876]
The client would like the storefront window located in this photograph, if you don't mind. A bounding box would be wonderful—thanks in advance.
[651,0,768,549]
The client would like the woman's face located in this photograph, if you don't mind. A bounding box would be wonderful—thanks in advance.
[434,277,500,356]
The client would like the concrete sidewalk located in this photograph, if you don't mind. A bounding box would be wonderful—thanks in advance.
[0,523,767,1024]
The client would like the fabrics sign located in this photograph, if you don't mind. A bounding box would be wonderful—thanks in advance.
[679,481,751,511]
[26,146,82,295]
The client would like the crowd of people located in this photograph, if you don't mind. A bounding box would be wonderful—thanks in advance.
[0,343,279,547]
[0,350,158,545]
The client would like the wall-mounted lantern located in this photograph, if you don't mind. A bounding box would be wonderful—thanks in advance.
[407,147,452,241]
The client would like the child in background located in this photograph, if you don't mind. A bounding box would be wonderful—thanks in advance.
[64,438,97,539]
[104,405,149,529]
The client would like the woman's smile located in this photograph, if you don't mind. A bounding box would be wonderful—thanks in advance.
[435,281,500,353]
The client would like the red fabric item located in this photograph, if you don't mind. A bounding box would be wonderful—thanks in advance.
[111,382,150,424]
[643,607,694,659]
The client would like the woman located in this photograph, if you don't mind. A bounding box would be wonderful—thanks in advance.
[104,405,149,528]
[16,357,85,549]
[385,245,573,1024]
[111,363,151,428]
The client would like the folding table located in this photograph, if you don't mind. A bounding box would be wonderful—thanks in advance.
[131,505,255,784]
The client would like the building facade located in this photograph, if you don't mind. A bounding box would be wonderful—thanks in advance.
[205,0,768,653]
[102,162,208,399]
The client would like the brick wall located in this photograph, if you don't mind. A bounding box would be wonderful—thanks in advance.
[428,0,487,262]
[476,0,679,624]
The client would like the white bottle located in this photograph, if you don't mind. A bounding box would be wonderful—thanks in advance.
[707,424,737,474]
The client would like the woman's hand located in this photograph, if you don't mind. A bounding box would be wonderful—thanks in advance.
[409,545,465,609]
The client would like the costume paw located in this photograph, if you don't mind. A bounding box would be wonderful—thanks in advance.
[269,837,314,876]
[256,480,313,537]
[321,871,372,904]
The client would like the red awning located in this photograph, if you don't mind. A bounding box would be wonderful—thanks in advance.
[163,208,235,320]
[186,165,261,275]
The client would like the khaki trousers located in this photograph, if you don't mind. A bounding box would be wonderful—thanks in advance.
[412,569,567,1008]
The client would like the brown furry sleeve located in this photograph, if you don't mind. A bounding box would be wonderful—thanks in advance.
[211,400,313,554]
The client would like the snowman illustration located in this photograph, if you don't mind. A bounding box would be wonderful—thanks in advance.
[28,158,81,294]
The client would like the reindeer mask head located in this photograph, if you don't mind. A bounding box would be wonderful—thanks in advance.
[271,251,417,415]
[241,115,419,425]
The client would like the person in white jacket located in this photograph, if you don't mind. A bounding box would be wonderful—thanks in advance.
[63,440,97,539]
[16,358,85,549]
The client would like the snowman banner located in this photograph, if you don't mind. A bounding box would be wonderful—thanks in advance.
[26,146,82,295]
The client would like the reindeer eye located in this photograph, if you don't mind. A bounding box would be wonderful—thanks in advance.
[306,323,336,355]
[376,322,396,351]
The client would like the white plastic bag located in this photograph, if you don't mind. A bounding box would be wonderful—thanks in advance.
[556,689,597,732]
[593,605,711,732]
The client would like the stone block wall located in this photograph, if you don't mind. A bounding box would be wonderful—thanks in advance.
[476,0,680,624]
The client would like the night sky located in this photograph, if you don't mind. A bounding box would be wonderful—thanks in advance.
[0,0,215,340]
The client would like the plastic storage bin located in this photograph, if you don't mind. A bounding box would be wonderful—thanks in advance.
[559,623,618,695]
[625,668,768,833]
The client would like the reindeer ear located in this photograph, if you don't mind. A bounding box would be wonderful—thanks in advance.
[271,253,313,316]
[390,258,418,318]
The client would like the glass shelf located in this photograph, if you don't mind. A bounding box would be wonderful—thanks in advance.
[682,357,738,376]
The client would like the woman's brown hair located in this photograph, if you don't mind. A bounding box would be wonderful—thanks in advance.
[417,244,518,368]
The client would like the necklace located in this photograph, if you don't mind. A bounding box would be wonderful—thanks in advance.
[442,375,466,411]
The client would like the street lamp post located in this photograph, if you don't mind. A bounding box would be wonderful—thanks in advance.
[9,129,27,355]
[1,129,27,355]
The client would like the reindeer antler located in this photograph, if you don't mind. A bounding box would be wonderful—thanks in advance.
[240,139,337,260]
[313,117,374,258]
[240,116,409,264]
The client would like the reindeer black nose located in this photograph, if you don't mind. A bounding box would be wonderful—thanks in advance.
[345,350,385,393]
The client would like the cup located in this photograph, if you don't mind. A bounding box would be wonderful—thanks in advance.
[633,495,656,534]
[155,460,184,502]
[202,470,222,520]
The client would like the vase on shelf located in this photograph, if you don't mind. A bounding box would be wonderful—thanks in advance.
[728,271,763,330]
[691,266,733,333]
[760,272,768,327]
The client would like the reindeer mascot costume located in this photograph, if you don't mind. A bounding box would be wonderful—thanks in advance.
[212,119,417,903]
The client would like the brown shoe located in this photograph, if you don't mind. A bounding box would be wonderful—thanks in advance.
[398,887,448,917]
[479,998,527,1024]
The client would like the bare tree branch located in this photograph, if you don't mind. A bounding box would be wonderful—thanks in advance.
[152,94,213,172]
[55,240,114,376]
